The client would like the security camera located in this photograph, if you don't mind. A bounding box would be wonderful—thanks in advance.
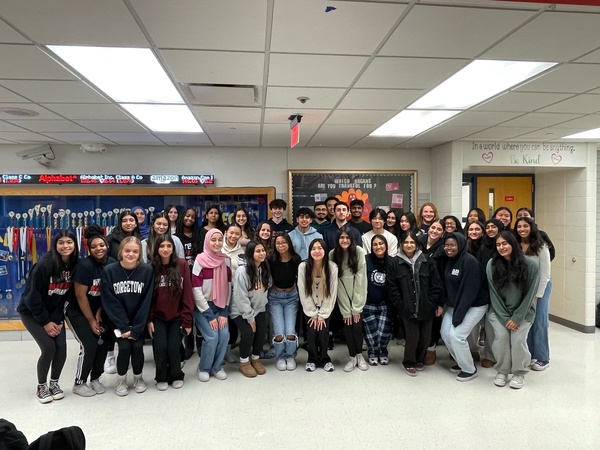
[297,96,309,104]
[80,143,107,154]
[16,144,53,160]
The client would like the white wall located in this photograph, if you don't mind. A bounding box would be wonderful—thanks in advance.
[2,144,432,203]
[431,142,463,217]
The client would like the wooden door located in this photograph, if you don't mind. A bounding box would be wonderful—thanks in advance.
[476,176,533,228]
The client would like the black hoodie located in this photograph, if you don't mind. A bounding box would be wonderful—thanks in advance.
[442,232,488,327]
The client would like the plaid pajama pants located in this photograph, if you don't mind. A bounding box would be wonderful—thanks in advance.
[363,303,392,358]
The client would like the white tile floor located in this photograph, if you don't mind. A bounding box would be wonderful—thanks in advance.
[2,322,600,449]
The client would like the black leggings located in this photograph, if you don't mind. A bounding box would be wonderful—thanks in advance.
[20,313,67,384]
[116,337,145,376]
[152,318,184,383]
[65,308,108,384]
[233,312,267,359]
[343,317,364,357]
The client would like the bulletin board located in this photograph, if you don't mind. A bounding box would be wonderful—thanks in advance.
[288,170,417,219]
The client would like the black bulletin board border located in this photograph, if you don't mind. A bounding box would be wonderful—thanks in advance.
[288,170,417,219]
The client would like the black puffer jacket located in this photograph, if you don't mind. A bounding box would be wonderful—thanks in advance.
[386,250,443,321]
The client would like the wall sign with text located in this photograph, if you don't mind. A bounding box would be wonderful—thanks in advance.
[0,174,215,185]
[462,141,588,167]
[288,170,417,220]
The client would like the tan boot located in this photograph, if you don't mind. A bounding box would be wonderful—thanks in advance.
[251,358,266,375]
[239,361,257,378]
[424,350,437,366]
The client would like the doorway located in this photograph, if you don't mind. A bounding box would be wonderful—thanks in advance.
[464,174,534,228]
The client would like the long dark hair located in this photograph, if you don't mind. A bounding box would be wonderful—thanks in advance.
[234,207,255,240]
[492,206,513,230]
[514,216,544,256]
[254,221,273,256]
[165,204,181,226]
[384,208,402,237]
[202,205,226,232]
[175,207,202,256]
[244,241,270,289]
[48,230,79,277]
[147,212,169,260]
[332,226,358,276]
[401,211,420,234]
[370,234,389,264]
[465,220,485,256]
[151,234,182,296]
[491,231,529,294]
[110,209,141,240]
[303,239,332,299]
[271,233,301,265]
[442,215,463,234]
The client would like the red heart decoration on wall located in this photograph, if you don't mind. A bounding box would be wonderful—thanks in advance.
[482,152,493,163]
[551,154,562,165]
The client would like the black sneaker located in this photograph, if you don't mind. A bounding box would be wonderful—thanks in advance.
[449,365,461,374]
[456,369,478,382]
[36,384,53,404]
[48,380,65,400]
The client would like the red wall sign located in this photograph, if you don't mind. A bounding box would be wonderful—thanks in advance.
[504,195,515,202]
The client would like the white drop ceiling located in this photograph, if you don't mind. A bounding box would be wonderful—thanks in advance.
[1,0,600,148]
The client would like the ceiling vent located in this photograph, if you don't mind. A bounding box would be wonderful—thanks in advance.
[182,83,259,107]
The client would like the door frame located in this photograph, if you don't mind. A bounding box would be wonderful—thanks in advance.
[463,173,536,216]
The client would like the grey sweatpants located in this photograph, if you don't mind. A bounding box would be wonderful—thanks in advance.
[488,311,531,376]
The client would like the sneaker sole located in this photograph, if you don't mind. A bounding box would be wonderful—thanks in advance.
[509,383,524,389]
[494,379,507,387]
[37,396,53,404]
[51,393,65,400]
[531,364,549,371]
[457,373,478,382]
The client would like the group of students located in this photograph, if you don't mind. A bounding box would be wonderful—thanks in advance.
[17,198,552,403]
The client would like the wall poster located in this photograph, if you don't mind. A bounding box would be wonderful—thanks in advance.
[288,170,417,221]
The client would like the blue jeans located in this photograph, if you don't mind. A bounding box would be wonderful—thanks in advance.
[195,309,229,374]
[441,305,488,374]
[268,289,299,359]
[527,280,551,364]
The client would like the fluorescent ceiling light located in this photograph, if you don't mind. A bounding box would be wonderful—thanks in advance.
[410,60,556,110]
[122,104,203,133]
[370,110,460,137]
[48,46,183,104]
[563,128,600,139]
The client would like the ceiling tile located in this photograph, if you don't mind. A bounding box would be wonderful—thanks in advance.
[475,92,573,112]
[210,132,260,147]
[0,86,28,103]
[42,104,130,120]
[0,131,62,142]
[381,5,534,58]
[0,45,78,80]
[6,120,87,132]
[515,63,600,94]
[193,106,261,123]
[517,128,588,140]
[538,94,600,114]
[162,50,264,85]
[326,109,396,126]
[0,21,29,44]
[0,80,109,103]
[202,123,260,135]
[0,104,62,120]
[153,133,212,146]
[95,133,160,145]
[413,125,487,143]
[483,11,600,62]
[351,136,410,148]
[339,89,422,110]
[445,111,523,127]
[266,87,345,109]
[269,54,368,88]
[554,115,600,130]
[271,0,406,55]
[263,109,330,125]
[74,120,146,133]
[499,112,583,128]
[576,47,600,63]
[355,57,467,89]
[308,124,374,147]
[0,0,148,46]
[40,132,112,144]
[466,127,540,140]
[0,121,31,132]
[131,0,267,51]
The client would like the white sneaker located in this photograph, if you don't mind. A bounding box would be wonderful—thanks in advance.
[213,369,228,380]
[90,379,106,394]
[344,357,357,372]
[509,374,525,389]
[356,354,369,371]
[133,376,147,393]
[286,357,297,371]
[72,383,96,397]
[156,382,168,391]
[115,376,128,397]
[305,362,316,372]
[494,373,508,387]
[172,380,184,389]
[104,356,117,374]
[197,370,210,382]
[323,362,335,372]
[276,358,287,371]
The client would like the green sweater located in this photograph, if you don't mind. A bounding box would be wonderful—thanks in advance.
[328,246,367,318]
[486,256,539,326]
